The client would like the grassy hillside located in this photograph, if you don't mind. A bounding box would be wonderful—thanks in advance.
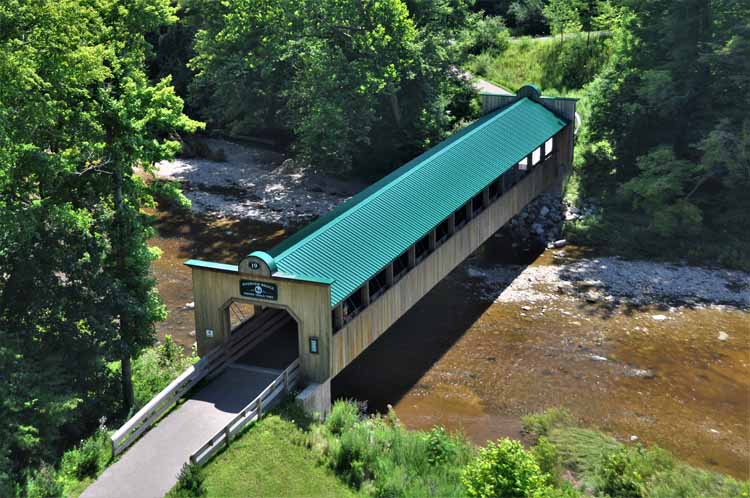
[193,408,360,498]
[466,35,611,95]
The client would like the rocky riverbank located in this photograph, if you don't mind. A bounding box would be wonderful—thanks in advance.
[156,139,362,225]
[466,251,750,308]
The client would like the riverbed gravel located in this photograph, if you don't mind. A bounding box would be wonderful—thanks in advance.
[465,254,750,307]
[156,139,361,224]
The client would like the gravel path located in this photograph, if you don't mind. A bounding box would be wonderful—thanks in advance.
[465,252,750,308]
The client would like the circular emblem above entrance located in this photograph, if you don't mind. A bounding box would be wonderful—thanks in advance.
[239,251,277,277]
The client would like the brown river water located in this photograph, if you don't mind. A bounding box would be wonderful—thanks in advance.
[149,209,749,479]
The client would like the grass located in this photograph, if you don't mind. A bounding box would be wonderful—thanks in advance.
[524,408,750,498]
[198,403,361,498]
[466,35,611,95]
[307,401,475,497]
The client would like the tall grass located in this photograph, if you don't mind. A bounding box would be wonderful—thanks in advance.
[308,402,474,498]
[525,408,749,498]
[466,35,612,93]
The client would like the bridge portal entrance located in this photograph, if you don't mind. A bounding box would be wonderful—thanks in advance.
[224,300,300,373]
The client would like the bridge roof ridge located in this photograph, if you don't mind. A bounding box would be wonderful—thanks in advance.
[270,98,528,263]
[265,97,567,307]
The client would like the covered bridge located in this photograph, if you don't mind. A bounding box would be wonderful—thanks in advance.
[186,85,576,412]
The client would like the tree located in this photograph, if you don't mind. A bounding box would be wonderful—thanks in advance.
[584,0,750,264]
[0,0,200,480]
[543,0,582,45]
[189,0,478,176]
[508,0,549,36]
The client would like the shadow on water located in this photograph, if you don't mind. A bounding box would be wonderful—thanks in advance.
[331,229,544,415]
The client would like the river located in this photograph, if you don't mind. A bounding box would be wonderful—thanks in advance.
[148,207,749,480]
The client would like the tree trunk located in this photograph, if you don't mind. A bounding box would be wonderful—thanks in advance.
[113,169,135,415]
[389,94,402,129]
[121,340,134,414]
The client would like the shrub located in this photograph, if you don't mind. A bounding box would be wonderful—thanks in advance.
[25,464,63,498]
[325,400,360,436]
[59,427,111,481]
[467,15,510,55]
[151,180,192,212]
[334,423,373,487]
[471,52,495,78]
[132,336,196,410]
[426,426,456,465]
[168,463,206,498]
[532,436,562,486]
[461,438,547,498]
[521,408,574,442]
[595,444,673,498]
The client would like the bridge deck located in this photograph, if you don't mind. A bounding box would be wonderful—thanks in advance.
[82,365,278,498]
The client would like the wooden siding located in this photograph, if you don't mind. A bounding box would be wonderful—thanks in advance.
[331,153,562,376]
[191,269,332,383]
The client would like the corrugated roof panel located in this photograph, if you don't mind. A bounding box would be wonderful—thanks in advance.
[269,97,567,306]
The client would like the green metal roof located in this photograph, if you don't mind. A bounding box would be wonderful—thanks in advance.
[265,97,567,307]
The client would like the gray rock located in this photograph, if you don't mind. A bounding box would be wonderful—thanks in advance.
[554,239,567,248]
[540,206,550,216]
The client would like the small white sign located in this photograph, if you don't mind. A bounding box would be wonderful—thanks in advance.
[206,329,214,338]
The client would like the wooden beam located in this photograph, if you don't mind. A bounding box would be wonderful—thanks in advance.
[385,262,394,286]
[333,304,343,330]
[447,212,456,235]
[408,245,416,268]
[483,186,490,207]
[361,283,370,306]
[429,229,437,251]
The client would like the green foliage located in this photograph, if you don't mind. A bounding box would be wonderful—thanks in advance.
[532,436,562,487]
[193,412,360,498]
[543,0,582,41]
[309,401,473,497]
[544,424,748,498]
[467,34,611,92]
[132,336,197,410]
[578,0,750,269]
[464,15,511,55]
[425,426,456,465]
[521,407,574,442]
[595,444,674,498]
[188,0,478,176]
[461,438,547,498]
[0,0,200,486]
[508,0,548,36]
[24,464,63,498]
[326,400,361,436]
[169,463,206,498]
[59,428,111,481]
[151,180,193,213]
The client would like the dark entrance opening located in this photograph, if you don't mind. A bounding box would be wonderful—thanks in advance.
[226,304,299,371]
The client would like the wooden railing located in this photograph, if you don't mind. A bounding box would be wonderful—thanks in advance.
[189,358,301,466]
[110,308,290,457]
[110,345,223,456]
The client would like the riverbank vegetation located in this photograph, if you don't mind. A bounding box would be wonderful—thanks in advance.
[169,400,748,498]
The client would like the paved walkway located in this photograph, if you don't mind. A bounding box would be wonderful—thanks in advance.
[82,366,277,498]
